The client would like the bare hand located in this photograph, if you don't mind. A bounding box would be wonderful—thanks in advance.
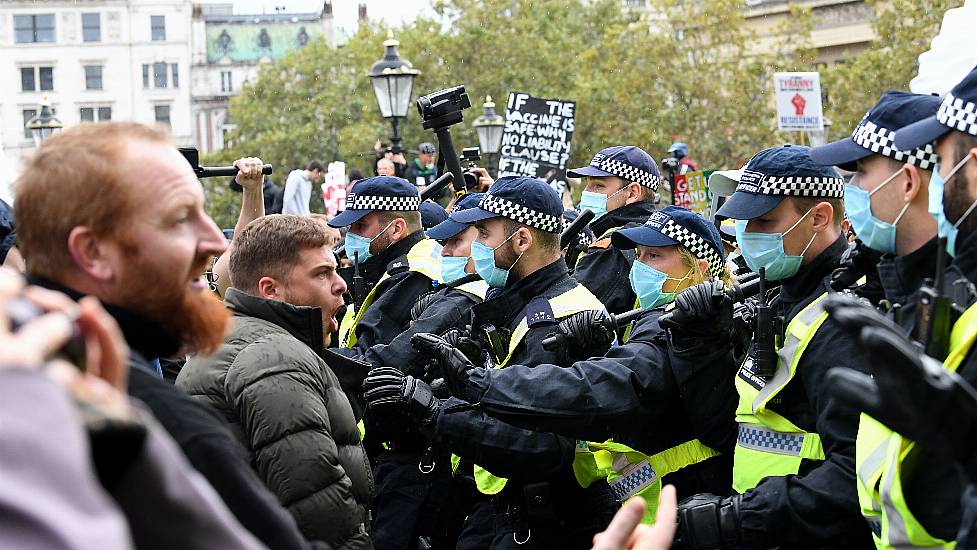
[233,157,264,192]
[470,167,493,191]
[393,153,407,165]
[591,486,678,550]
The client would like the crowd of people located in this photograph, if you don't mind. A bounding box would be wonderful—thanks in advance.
[4,65,977,550]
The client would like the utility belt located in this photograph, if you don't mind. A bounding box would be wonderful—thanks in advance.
[491,481,559,545]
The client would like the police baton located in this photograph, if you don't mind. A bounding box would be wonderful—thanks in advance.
[543,276,768,351]
[334,172,455,259]
[561,209,596,270]
[179,147,272,178]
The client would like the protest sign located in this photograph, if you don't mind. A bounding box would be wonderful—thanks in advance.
[672,170,714,216]
[774,72,824,131]
[498,92,575,197]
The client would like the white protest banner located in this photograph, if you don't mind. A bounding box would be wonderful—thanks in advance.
[774,72,824,131]
[498,92,575,197]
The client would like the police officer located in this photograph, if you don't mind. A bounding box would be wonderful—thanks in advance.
[361,176,618,549]
[413,206,737,525]
[570,146,661,317]
[813,65,977,549]
[668,145,873,548]
[810,91,943,333]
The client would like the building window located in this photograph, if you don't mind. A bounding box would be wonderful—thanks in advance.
[14,14,55,43]
[153,62,167,88]
[221,71,233,93]
[171,64,179,88]
[155,105,171,126]
[82,13,101,42]
[80,106,111,122]
[151,15,166,41]
[22,109,37,139]
[84,65,103,90]
[142,64,149,88]
[20,66,54,92]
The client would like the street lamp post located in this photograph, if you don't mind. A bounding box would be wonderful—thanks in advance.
[472,95,505,177]
[25,97,63,147]
[369,34,419,155]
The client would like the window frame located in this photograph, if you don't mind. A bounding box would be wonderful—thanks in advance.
[14,14,55,44]
[150,15,166,41]
[84,65,103,91]
[153,62,168,88]
[81,13,101,42]
[154,104,171,126]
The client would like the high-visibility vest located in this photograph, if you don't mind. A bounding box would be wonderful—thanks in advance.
[338,239,442,348]
[732,293,829,493]
[454,279,489,301]
[573,439,720,525]
[854,301,977,549]
[451,284,605,495]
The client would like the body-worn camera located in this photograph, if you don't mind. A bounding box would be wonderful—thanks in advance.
[416,86,472,130]
[461,147,482,191]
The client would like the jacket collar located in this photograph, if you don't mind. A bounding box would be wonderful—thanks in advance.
[223,288,324,351]
[778,234,847,306]
[877,236,938,306]
[26,276,181,359]
[590,200,657,238]
[952,230,977,284]
[352,229,425,287]
[476,258,570,329]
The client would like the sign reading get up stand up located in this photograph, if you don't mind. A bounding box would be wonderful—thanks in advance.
[774,72,824,132]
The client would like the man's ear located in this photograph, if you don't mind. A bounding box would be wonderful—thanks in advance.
[626,182,643,203]
[514,226,533,254]
[257,276,281,300]
[903,164,923,204]
[67,226,115,282]
[811,201,834,232]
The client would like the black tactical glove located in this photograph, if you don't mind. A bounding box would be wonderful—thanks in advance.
[442,327,482,366]
[555,309,614,355]
[826,326,977,463]
[675,493,741,549]
[660,280,733,339]
[823,293,902,337]
[410,291,439,322]
[362,366,442,426]
[411,333,477,399]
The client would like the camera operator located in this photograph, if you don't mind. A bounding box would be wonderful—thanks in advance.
[374,140,408,178]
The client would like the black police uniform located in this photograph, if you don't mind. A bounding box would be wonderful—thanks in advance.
[676,146,873,548]
[439,258,619,550]
[568,146,662,317]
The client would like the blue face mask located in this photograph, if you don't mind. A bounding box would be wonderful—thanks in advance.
[441,255,470,283]
[471,231,524,288]
[629,261,692,310]
[844,169,909,255]
[344,220,395,266]
[579,187,627,218]
[929,154,975,257]
[734,209,816,281]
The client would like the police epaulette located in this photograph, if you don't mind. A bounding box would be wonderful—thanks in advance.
[386,255,411,275]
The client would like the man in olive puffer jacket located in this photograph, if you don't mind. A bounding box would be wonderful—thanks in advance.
[178,215,373,550]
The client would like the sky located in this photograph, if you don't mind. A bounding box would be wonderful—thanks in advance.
[230,0,434,37]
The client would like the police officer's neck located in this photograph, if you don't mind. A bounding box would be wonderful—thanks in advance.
[505,247,563,285]
[800,226,841,266]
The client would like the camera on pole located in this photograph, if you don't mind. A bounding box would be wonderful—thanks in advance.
[416,85,472,195]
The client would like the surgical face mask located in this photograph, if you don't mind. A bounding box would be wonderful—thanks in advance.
[929,154,975,257]
[344,220,395,266]
[441,255,470,283]
[844,169,909,255]
[579,187,627,218]
[734,209,817,281]
[629,261,693,310]
[471,231,524,288]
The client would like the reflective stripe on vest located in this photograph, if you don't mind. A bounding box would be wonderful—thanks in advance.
[855,301,977,549]
[464,283,606,495]
[338,239,443,348]
[456,279,489,301]
[732,293,829,493]
[576,439,719,525]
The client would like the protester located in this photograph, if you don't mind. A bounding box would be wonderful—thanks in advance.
[374,140,407,178]
[13,122,328,550]
[377,158,397,177]
[283,160,325,215]
[405,142,439,188]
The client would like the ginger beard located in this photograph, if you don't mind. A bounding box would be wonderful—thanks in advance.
[115,236,230,355]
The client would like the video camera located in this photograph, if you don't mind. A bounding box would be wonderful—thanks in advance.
[415,85,473,195]
[461,147,482,191]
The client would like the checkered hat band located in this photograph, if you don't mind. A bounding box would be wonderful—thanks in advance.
[851,121,939,170]
[658,218,725,279]
[735,176,844,198]
[937,93,977,137]
[479,194,563,233]
[595,158,661,191]
[345,194,420,211]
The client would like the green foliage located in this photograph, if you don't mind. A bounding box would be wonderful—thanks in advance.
[206,0,959,222]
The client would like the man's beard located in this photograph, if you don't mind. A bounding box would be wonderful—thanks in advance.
[117,249,230,356]
[945,154,977,240]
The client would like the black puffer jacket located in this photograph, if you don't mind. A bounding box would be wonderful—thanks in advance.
[178,288,374,550]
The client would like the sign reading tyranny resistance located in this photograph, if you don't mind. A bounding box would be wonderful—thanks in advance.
[499,92,576,197]
[672,170,714,216]
[774,72,824,132]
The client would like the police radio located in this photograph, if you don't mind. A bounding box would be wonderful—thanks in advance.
[914,236,955,361]
[752,267,783,379]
